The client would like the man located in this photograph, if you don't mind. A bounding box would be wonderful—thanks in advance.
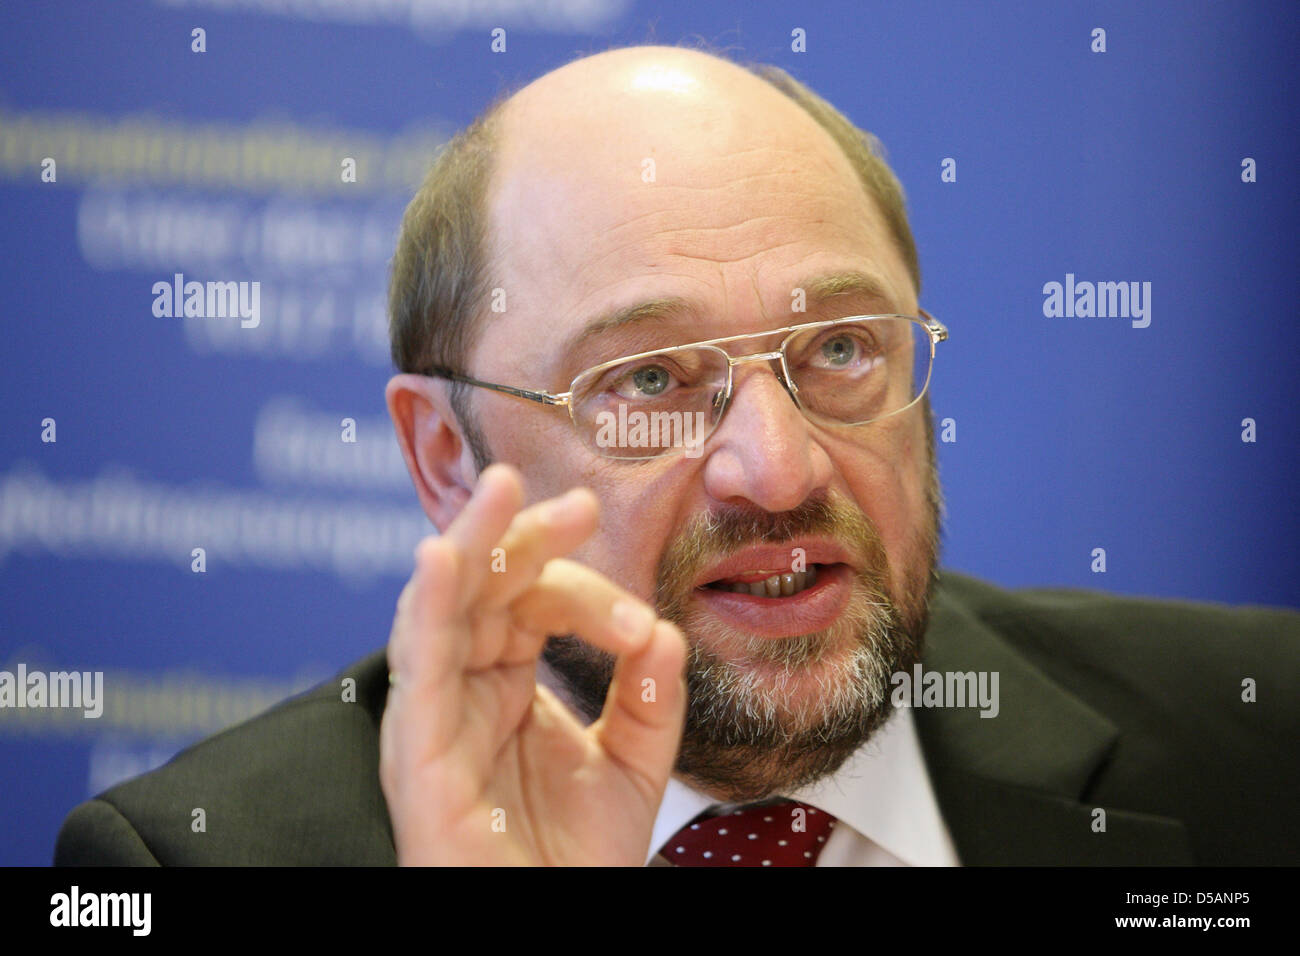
[55,44,1298,867]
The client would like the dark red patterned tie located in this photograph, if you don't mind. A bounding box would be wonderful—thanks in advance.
[662,800,837,867]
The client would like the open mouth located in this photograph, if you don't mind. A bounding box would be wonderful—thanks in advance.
[702,564,826,597]
[694,556,853,638]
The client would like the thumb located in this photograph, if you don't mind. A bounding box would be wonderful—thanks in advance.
[591,619,688,804]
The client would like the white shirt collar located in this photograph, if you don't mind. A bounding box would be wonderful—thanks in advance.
[647,706,959,866]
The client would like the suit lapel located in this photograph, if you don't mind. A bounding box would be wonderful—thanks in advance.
[913,577,1195,865]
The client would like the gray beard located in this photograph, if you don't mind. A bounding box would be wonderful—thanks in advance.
[542,490,938,804]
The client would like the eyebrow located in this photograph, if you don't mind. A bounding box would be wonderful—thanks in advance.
[562,270,901,358]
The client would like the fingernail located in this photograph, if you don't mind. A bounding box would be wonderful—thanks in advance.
[611,600,656,645]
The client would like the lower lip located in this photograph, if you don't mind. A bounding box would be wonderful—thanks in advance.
[693,564,854,638]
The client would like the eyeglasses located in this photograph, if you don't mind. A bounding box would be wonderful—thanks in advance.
[425,311,948,460]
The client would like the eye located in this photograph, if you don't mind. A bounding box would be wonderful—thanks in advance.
[788,323,889,377]
[613,362,676,399]
[805,327,880,371]
[819,334,859,367]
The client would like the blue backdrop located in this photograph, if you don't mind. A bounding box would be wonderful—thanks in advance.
[1,0,1296,865]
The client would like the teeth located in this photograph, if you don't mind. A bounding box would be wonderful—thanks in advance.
[719,568,820,597]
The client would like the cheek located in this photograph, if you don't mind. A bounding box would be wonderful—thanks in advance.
[832,419,930,584]
[570,498,667,600]
[483,404,580,499]
[574,463,696,599]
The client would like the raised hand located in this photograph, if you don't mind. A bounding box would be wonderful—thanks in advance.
[379,463,688,865]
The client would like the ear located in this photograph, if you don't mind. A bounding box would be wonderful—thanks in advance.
[386,373,477,532]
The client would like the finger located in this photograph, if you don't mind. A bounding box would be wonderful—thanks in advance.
[384,537,473,767]
[383,559,519,814]
[388,481,596,683]
[592,619,689,804]
[478,558,662,671]
[475,487,599,610]
[441,462,525,607]
[386,535,466,690]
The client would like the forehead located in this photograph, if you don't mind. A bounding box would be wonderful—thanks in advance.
[475,62,914,382]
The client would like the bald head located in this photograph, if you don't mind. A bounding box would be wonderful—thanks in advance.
[494,45,855,186]
[485,46,913,322]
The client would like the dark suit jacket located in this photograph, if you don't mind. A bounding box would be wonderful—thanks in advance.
[53,571,1299,865]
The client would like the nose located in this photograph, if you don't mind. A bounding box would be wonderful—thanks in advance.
[699,360,835,513]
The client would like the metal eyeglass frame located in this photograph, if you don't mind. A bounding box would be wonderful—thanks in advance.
[424,310,948,457]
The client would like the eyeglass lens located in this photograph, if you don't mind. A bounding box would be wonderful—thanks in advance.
[571,317,931,459]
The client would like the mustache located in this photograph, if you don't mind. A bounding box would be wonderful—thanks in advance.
[653,492,889,607]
